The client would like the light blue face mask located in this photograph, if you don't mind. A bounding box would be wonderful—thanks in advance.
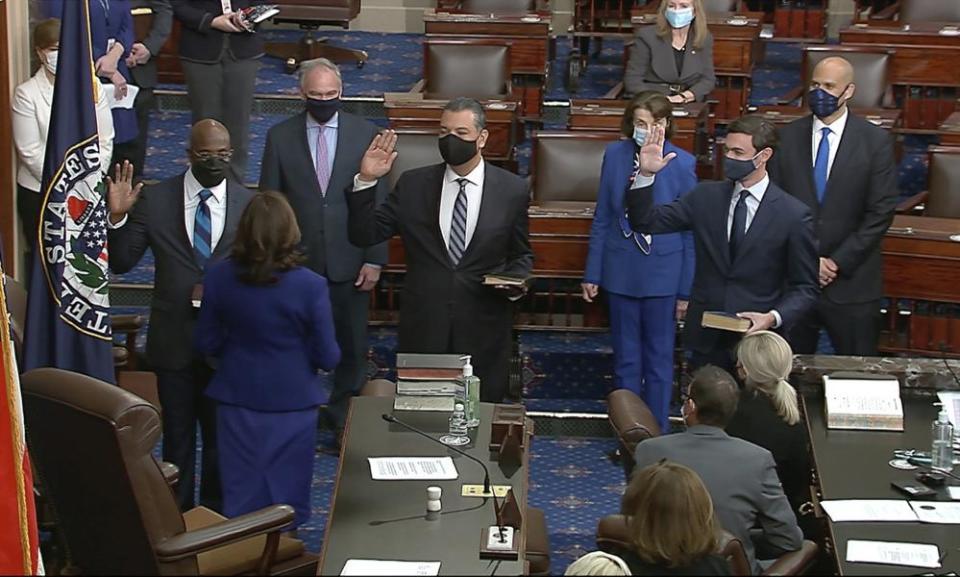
[632,126,648,147]
[665,7,694,28]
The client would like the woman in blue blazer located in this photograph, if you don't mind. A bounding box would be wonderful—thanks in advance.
[196,191,341,529]
[582,91,696,431]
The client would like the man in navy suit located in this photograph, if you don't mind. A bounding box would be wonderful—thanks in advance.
[627,116,819,371]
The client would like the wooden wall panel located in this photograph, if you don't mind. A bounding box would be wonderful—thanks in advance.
[0,0,14,274]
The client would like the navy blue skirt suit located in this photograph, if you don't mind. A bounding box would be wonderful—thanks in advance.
[584,139,696,431]
[196,259,341,527]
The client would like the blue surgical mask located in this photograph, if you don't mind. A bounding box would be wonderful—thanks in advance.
[808,86,847,119]
[723,151,761,183]
[665,7,694,29]
[632,126,648,147]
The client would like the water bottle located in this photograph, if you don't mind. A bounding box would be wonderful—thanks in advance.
[440,403,470,446]
[931,408,954,472]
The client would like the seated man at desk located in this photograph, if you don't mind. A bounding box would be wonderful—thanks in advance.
[624,0,716,103]
[633,365,804,574]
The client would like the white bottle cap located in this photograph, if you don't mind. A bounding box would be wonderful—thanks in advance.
[455,403,465,411]
[427,486,442,500]
[427,499,442,512]
[461,355,474,377]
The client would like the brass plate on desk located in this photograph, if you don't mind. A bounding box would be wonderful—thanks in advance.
[462,484,512,498]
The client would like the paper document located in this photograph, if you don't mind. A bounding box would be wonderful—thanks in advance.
[846,540,941,569]
[341,559,441,576]
[948,487,960,500]
[368,457,458,480]
[101,83,139,110]
[820,500,918,522]
[938,390,960,428]
[910,501,960,524]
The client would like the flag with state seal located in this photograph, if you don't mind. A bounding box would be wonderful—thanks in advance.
[23,0,114,383]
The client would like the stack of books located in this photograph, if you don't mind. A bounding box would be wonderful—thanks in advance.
[823,374,904,431]
[394,353,464,412]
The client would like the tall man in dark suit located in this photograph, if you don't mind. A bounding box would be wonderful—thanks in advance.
[346,98,533,402]
[124,0,172,178]
[106,120,254,511]
[628,117,819,371]
[769,57,899,356]
[259,58,387,432]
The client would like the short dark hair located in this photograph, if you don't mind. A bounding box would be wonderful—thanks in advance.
[726,115,778,154]
[688,365,740,428]
[621,91,675,139]
[443,97,486,131]
[232,191,304,285]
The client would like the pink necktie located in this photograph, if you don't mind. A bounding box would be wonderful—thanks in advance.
[316,125,330,196]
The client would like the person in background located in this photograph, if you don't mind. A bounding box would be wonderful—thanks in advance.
[624,0,716,103]
[616,460,730,575]
[727,330,811,514]
[564,551,631,576]
[172,0,265,182]
[125,0,173,178]
[582,91,695,432]
[196,191,340,530]
[13,18,115,280]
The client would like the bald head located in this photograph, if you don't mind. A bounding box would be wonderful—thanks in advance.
[189,119,231,154]
[813,56,855,87]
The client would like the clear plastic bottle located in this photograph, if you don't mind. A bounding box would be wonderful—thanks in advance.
[461,355,481,428]
[440,403,470,446]
[931,408,955,472]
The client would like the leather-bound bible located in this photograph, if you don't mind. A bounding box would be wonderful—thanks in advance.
[701,311,751,333]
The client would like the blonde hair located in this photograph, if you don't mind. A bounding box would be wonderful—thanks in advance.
[564,551,630,576]
[622,461,720,568]
[737,330,801,425]
[655,0,710,50]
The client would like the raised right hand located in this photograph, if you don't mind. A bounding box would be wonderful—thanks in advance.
[581,282,599,303]
[105,161,143,224]
[359,130,399,182]
[211,14,243,33]
[638,124,677,176]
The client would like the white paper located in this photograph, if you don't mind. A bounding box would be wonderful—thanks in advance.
[820,500,918,522]
[910,501,960,524]
[823,377,903,416]
[101,83,139,110]
[368,457,458,480]
[341,559,441,576]
[948,486,960,500]
[846,540,941,569]
[938,390,960,428]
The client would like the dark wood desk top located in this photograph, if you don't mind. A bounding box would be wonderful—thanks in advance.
[886,215,960,241]
[318,397,528,575]
[842,21,960,44]
[804,394,960,575]
[631,10,764,30]
[750,106,901,131]
[424,9,552,28]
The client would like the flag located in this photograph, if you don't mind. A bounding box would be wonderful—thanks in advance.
[23,0,114,383]
[0,272,43,575]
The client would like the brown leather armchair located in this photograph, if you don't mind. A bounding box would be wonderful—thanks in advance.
[605,389,662,480]
[384,128,444,190]
[596,515,820,576]
[265,0,368,72]
[21,367,317,575]
[422,39,513,99]
[900,0,960,23]
[703,0,743,12]
[897,146,960,217]
[531,131,619,210]
[778,45,893,108]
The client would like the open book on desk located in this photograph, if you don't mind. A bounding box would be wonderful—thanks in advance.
[823,374,903,431]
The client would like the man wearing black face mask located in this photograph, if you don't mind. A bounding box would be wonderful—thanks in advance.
[626,116,818,371]
[260,58,388,439]
[345,97,533,402]
[106,119,254,512]
[769,56,898,357]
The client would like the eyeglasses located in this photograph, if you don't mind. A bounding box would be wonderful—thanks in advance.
[619,213,652,255]
[191,151,233,162]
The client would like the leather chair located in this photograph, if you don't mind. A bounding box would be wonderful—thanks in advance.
[21,367,317,575]
[900,0,960,23]
[423,39,512,99]
[265,0,368,72]
[459,0,536,13]
[385,128,444,191]
[779,45,893,108]
[596,514,820,576]
[531,131,619,210]
[605,389,661,480]
[897,146,960,217]
[703,0,743,12]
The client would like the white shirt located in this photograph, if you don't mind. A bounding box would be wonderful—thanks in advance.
[727,173,770,240]
[811,108,848,179]
[439,162,485,250]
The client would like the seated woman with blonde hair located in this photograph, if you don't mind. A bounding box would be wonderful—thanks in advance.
[727,330,811,512]
[616,460,730,575]
[565,551,630,576]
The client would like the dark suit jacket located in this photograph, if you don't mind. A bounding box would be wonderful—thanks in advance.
[108,174,254,370]
[624,26,716,100]
[129,0,172,89]
[259,112,388,282]
[172,0,265,63]
[196,260,341,411]
[627,178,818,356]
[769,113,899,304]
[633,426,803,574]
[346,162,533,399]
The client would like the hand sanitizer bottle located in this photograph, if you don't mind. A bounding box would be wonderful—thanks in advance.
[461,355,481,428]
[931,408,954,472]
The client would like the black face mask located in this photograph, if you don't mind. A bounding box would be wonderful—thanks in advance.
[438,134,479,167]
[192,157,229,188]
[305,96,340,124]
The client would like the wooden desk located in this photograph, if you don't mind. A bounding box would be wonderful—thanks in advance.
[424,10,551,119]
[318,397,529,575]
[840,23,960,130]
[751,106,902,131]
[938,111,960,146]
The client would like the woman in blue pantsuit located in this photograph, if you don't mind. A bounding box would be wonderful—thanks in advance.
[196,191,341,528]
[582,91,696,432]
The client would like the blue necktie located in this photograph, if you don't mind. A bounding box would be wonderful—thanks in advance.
[729,189,749,260]
[813,126,831,204]
[193,189,213,268]
[448,179,468,266]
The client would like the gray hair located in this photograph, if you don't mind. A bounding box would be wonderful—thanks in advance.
[298,58,342,89]
[564,552,630,576]
[443,97,486,131]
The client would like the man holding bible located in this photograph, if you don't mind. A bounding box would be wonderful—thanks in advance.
[626,115,818,371]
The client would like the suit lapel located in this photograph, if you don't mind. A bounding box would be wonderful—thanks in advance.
[822,115,858,206]
[328,113,352,202]
[732,183,781,268]
[794,115,819,208]
[679,35,698,83]
[171,175,201,271]
[427,164,449,263]
[711,182,734,271]
[294,113,324,198]
[212,182,245,260]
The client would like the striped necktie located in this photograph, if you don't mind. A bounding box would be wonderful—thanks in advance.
[193,188,213,268]
[448,178,469,266]
[316,125,330,196]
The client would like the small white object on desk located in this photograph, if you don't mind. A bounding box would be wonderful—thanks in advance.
[846,540,941,569]
[486,526,516,550]
[426,486,442,512]
[910,501,960,524]
[341,559,441,576]
[368,457,458,480]
[101,83,139,110]
[820,499,918,522]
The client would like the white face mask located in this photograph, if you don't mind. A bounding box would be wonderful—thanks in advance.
[43,50,58,75]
